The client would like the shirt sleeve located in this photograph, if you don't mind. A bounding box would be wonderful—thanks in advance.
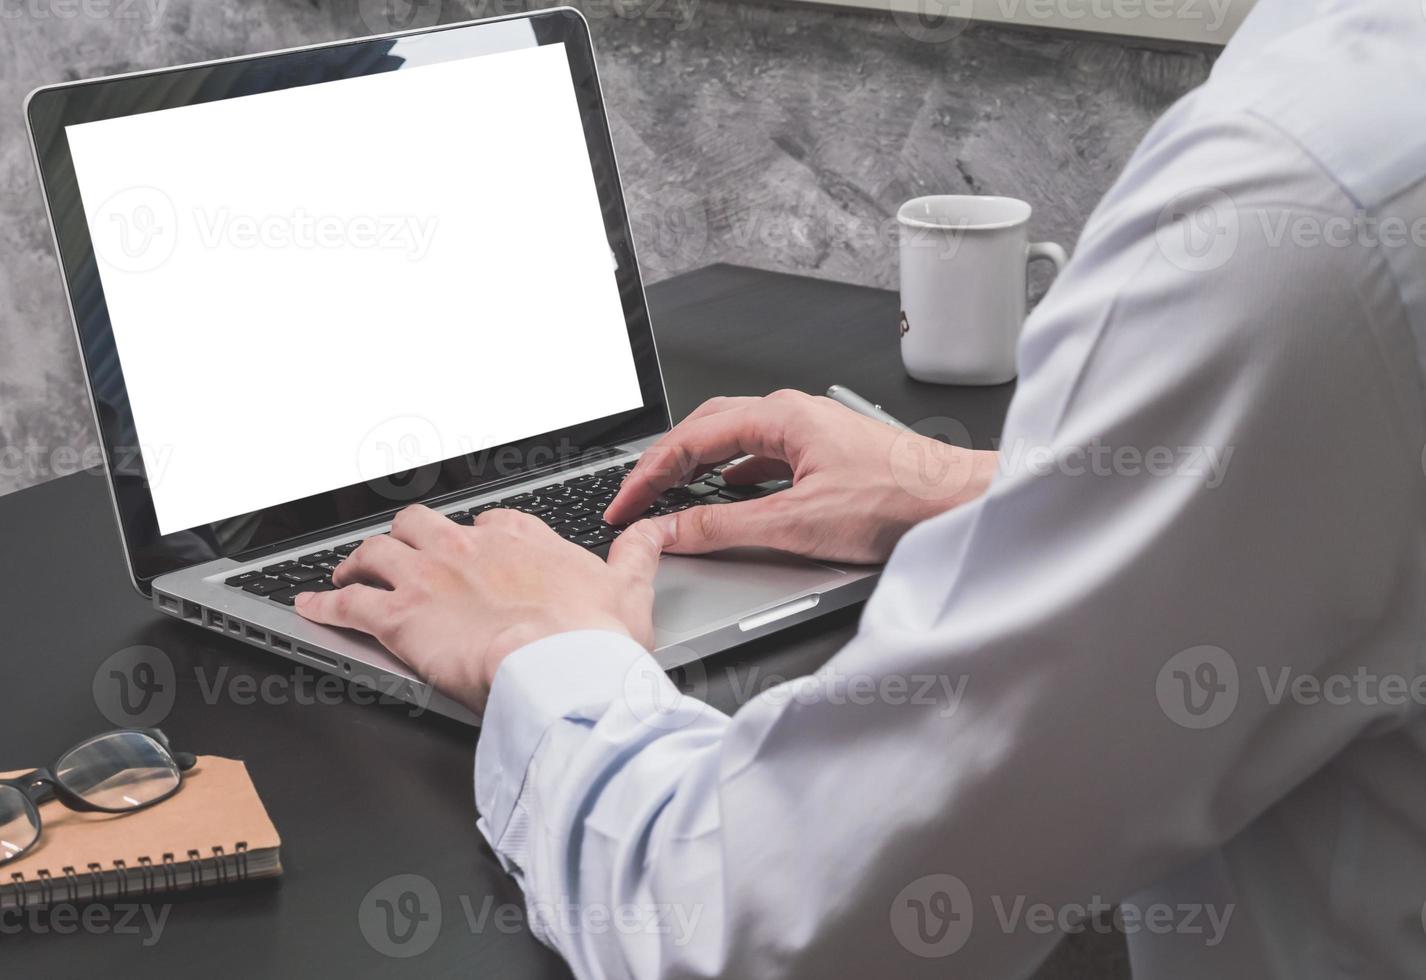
[473,108,1426,980]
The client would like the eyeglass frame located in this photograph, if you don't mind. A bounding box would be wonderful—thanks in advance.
[0,728,197,865]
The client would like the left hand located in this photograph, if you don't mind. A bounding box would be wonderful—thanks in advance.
[294,504,669,713]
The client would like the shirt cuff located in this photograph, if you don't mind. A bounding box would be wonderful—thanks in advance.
[474,629,651,865]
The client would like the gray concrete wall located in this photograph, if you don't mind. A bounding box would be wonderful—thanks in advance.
[0,0,1212,501]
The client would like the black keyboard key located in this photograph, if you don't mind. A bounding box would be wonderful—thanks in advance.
[242,577,288,596]
[501,493,537,507]
[575,528,615,548]
[448,511,474,526]
[563,520,601,536]
[512,501,554,516]
[269,578,335,606]
[262,560,298,574]
[299,550,335,566]
[225,571,263,586]
[335,542,361,555]
[595,465,625,476]
[685,482,720,497]
[278,566,325,584]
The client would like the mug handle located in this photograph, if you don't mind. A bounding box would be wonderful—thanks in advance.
[1026,241,1068,295]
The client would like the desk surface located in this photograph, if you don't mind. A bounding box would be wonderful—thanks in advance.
[0,264,1011,975]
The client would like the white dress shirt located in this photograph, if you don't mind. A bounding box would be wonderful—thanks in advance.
[474,1,1426,976]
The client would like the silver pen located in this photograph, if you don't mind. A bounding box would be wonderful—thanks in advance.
[825,385,912,431]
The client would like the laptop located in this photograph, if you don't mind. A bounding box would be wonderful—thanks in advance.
[25,9,879,725]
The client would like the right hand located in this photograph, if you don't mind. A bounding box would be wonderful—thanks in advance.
[604,390,999,564]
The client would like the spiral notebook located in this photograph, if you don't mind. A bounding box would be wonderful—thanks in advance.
[1,755,282,911]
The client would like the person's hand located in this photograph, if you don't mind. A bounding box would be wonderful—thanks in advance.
[605,390,999,564]
[293,504,669,713]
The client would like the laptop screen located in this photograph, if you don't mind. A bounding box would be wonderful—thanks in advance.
[64,41,644,536]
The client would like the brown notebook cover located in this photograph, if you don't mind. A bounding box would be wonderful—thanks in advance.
[1,755,282,910]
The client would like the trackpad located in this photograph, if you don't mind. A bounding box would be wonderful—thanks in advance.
[652,548,846,636]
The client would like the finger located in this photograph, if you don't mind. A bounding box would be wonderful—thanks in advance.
[611,397,759,518]
[473,507,547,533]
[720,455,793,486]
[295,583,398,636]
[645,497,790,555]
[388,504,457,551]
[605,519,674,586]
[333,534,420,589]
[607,397,804,524]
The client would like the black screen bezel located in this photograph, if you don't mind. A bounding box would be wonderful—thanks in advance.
[26,9,670,594]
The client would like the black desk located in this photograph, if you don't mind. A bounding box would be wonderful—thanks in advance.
[0,264,1011,976]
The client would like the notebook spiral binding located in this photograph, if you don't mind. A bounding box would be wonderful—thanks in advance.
[4,842,250,911]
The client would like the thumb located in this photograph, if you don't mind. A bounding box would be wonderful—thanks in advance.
[655,499,785,555]
[606,519,673,584]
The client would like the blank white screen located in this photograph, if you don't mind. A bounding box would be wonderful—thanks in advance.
[66,43,644,535]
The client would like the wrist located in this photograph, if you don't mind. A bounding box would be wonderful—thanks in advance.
[483,615,633,690]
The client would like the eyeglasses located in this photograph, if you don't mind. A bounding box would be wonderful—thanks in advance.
[0,728,196,865]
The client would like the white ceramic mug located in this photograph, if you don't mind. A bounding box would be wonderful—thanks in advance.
[897,195,1067,385]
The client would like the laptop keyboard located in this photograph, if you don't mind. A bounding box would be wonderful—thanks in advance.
[224,460,791,608]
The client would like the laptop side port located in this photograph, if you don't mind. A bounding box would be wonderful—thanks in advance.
[205,609,225,631]
[297,646,339,668]
[245,625,268,643]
